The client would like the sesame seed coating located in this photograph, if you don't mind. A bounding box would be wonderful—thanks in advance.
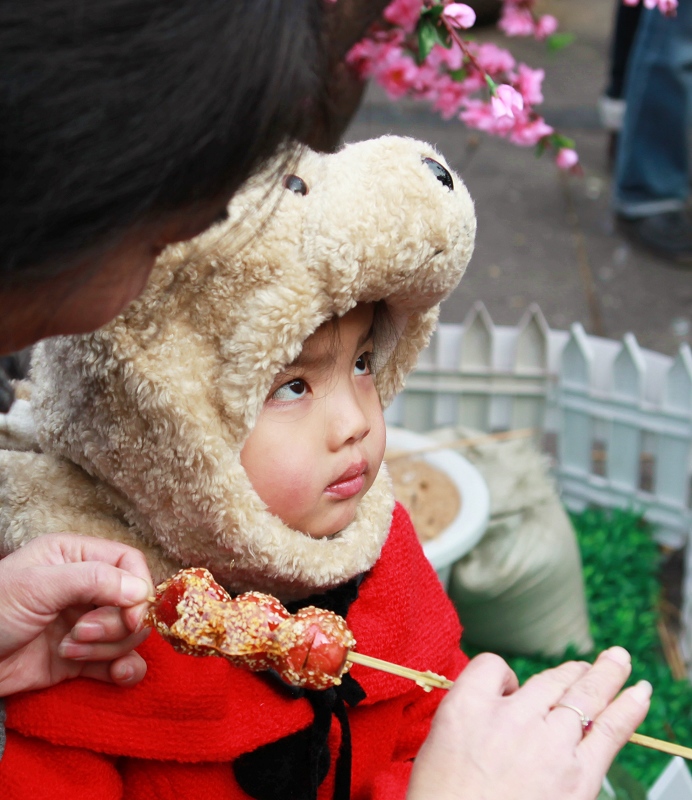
[145,568,356,690]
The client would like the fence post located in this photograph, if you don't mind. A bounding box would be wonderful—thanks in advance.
[557,324,594,507]
[457,302,494,431]
[511,303,549,432]
[607,334,645,492]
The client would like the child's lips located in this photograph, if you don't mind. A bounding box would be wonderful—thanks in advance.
[325,462,367,499]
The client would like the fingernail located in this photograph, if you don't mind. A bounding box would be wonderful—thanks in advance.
[605,646,631,666]
[112,662,135,683]
[58,639,91,660]
[121,575,150,604]
[630,680,653,704]
[72,621,105,642]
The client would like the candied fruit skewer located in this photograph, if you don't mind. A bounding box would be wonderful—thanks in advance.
[145,568,355,689]
[144,570,692,759]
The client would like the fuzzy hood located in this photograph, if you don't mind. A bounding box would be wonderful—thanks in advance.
[1,136,476,600]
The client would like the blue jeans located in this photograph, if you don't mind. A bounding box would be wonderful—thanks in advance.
[614,0,692,217]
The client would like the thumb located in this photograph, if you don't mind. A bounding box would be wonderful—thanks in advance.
[14,561,151,619]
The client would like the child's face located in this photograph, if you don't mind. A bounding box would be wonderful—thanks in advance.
[240,303,387,539]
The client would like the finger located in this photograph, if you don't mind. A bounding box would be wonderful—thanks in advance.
[79,650,149,687]
[452,652,520,698]
[517,660,592,712]
[70,606,142,643]
[20,534,154,594]
[579,680,653,774]
[548,647,632,738]
[25,561,153,619]
[59,627,150,661]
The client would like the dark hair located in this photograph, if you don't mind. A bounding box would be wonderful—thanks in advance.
[0,0,325,285]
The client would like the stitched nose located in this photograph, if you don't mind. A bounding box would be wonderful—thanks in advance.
[423,157,454,190]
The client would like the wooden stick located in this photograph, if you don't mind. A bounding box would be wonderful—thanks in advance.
[345,651,692,760]
[345,651,453,691]
[384,428,536,462]
[628,733,692,761]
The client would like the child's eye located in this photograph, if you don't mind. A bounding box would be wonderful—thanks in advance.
[354,352,373,376]
[272,379,308,401]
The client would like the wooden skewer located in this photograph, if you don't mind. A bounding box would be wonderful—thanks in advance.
[384,428,536,462]
[628,733,692,760]
[345,651,453,691]
[346,652,692,760]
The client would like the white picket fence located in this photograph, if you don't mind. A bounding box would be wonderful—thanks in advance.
[385,301,692,661]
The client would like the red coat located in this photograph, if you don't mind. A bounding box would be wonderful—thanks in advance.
[1,504,467,799]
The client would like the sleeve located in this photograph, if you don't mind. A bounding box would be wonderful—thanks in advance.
[0,730,123,800]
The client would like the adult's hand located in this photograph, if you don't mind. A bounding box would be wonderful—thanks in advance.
[407,647,652,800]
[0,534,154,696]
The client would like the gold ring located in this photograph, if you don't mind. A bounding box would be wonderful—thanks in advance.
[553,702,593,735]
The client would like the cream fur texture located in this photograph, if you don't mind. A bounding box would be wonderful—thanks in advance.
[0,136,476,600]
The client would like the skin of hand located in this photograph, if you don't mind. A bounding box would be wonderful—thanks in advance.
[0,534,154,696]
[407,648,652,800]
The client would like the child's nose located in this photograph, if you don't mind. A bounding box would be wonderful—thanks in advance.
[328,385,371,448]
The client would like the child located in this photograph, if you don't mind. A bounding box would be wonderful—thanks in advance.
[0,136,477,799]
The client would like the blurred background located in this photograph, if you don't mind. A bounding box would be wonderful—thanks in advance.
[343,0,692,357]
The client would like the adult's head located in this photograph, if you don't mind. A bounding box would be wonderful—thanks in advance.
[0,0,326,351]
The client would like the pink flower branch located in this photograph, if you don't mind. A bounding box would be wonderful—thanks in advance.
[344,0,678,171]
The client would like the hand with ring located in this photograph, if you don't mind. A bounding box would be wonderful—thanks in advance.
[407,646,652,800]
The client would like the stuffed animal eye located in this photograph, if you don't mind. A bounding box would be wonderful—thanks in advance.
[422,157,454,191]
[283,174,308,195]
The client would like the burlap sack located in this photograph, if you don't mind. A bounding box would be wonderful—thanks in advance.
[428,426,593,657]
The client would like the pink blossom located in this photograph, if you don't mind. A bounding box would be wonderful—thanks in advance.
[345,38,386,79]
[409,62,438,95]
[460,99,512,134]
[629,0,677,11]
[383,0,423,32]
[431,76,467,118]
[515,64,545,105]
[374,50,420,98]
[491,83,524,119]
[344,0,579,168]
[427,41,464,71]
[509,117,554,146]
[654,0,678,13]
[442,3,477,29]
[535,14,558,39]
[555,148,579,170]
[498,6,535,37]
[459,100,506,132]
[473,42,516,74]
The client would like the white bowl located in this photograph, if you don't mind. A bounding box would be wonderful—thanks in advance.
[386,426,490,588]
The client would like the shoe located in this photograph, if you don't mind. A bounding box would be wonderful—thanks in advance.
[616,210,692,265]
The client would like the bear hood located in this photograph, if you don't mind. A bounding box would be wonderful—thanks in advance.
[3,136,476,600]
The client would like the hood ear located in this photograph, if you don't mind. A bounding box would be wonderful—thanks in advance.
[29,136,475,598]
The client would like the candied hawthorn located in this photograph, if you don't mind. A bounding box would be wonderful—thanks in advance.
[273,607,356,690]
[146,569,356,690]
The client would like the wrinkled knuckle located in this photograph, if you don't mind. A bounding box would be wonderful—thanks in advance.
[91,562,119,595]
[575,675,602,704]
[594,713,621,745]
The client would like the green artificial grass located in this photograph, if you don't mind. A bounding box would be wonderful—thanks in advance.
[464,507,692,790]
